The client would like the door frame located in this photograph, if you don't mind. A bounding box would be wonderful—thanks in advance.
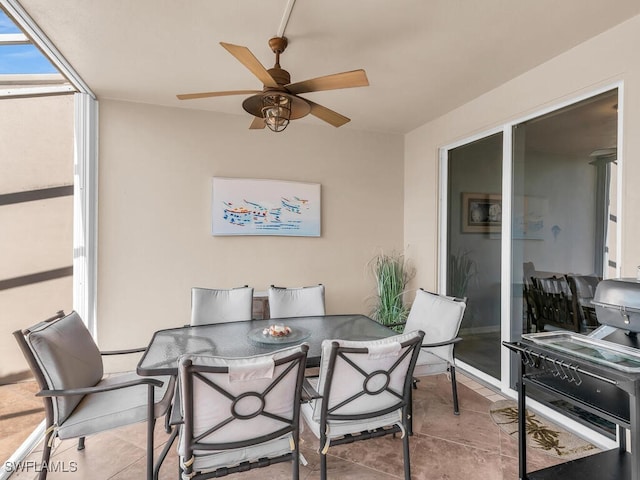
[438,81,623,447]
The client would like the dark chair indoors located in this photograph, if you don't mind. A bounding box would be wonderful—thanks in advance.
[529,276,579,332]
[300,331,423,480]
[176,344,308,479]
[13,310,174,480]
[566,274,601,331]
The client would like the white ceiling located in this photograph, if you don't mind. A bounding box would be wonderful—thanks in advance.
[16,0,640,134]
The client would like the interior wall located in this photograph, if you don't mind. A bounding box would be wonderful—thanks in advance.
[404,14,640,293]
[519,150,597,275]
[97,100,404,353]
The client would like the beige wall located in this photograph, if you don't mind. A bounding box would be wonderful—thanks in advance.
[96,100,404,352]
[405,14,640,293]
[0,94,74,380]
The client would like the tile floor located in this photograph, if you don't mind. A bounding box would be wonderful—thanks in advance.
[2,373,587,479]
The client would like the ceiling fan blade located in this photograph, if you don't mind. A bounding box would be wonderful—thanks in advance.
[220,42,279,88]
[286,69,369,95]
[177,90,260,100]
[249,116,266,129]
[305,99,350,127]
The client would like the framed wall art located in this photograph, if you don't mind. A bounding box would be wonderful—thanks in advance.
[211,177,321,237]
[462,192,502,233]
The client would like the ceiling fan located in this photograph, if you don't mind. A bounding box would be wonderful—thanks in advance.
[176,37,369,132]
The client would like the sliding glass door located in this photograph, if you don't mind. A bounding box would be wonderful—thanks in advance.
[443,87,620,392]
[446,133,503,380]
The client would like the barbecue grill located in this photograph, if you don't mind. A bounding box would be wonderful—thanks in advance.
[505,277,640,480]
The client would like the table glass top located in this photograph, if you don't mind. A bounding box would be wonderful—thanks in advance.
[137,314,394,376]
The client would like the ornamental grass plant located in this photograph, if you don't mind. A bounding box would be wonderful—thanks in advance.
[369,252,415,330]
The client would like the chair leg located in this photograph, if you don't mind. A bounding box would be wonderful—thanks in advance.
[38,427,55,480]
[293,449,300,480]
[77,436,85,450]
[406,389,414,436]
[450,365,460,415]
[164,404,172,434]
[402,425,412,480]
[146,385,156,480]
[320,430,328,480]
[153,426,178,480]
[320,453,327,480]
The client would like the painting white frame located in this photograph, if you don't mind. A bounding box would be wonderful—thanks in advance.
[211,177,321,237]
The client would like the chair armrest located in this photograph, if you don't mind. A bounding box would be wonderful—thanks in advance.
[36,377,164,397]
[420,337,462,349]
[100,347,146,356]
[301,378,322,403]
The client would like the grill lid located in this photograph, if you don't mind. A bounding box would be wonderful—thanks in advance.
[592,278,640,332]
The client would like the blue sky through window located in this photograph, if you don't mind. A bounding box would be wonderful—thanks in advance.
[0,9,57,74]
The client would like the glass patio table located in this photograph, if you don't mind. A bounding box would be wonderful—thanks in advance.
[137,314,396,480]
[137,314,396,376]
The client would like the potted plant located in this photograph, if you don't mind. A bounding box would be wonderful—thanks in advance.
[449,248,477,299]
[369,251,415,330]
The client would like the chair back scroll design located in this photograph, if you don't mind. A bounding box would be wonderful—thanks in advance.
[301,331,423,480]
[178,344,309,479]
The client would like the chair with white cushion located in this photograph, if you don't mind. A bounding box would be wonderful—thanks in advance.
[190,286,254,326]
[301,331,423,480]
[177,344,308,479]
[13,311,174,480]
[404,288,466,415]
[268,284,325,318]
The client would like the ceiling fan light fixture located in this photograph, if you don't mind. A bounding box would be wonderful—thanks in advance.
[261,93,291,132]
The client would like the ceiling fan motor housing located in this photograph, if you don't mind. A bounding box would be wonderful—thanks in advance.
[267,67,290,87]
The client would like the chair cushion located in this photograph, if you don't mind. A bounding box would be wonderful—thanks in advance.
[301,401,401,439]
[404,290,465,364]
[177,345,305,456]
[57,371,174,439]
[412,351,448,377]
[26,311,103,425]
[191,286,254,325]
[185,434,294,473]
[268,285,325,318]
[312,332,419,423]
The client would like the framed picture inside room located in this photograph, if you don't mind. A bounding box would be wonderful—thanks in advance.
[462,192,502,233]
[211,177,321,237]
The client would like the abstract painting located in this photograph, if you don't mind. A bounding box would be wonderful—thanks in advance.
[211,177,321,236]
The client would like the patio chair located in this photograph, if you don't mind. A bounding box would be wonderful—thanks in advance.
[404,288,466,415]
[190,286,254,326]
[268,284,325,318]
[300,331,423,480]
[566,274,601,331]
[176,344,308,479]
[13,310,175,480]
